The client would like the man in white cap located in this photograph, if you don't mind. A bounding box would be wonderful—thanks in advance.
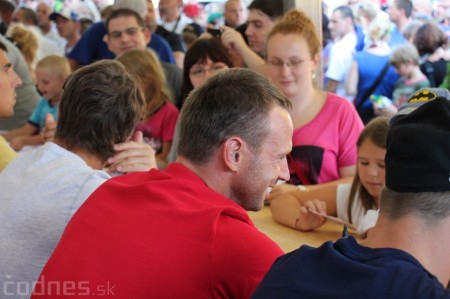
[49,6,83,55]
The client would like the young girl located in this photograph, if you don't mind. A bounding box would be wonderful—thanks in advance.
[269,117,389,236]
[116,48,179,169]
[1,55,70,151]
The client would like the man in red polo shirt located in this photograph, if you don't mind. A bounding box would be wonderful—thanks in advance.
[33,68,293,299]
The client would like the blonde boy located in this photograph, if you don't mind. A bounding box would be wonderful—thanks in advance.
[390,44,430,108]
[1,55,70,151]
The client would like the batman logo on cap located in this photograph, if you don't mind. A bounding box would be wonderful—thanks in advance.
[408,89,437,103]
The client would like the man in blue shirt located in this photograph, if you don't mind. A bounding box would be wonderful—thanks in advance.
[103,8,181,103]
[68,0,174,69]
[252,88,450,299]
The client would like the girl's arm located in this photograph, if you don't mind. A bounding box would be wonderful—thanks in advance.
[268,171,353,201]
[269,185,339,230]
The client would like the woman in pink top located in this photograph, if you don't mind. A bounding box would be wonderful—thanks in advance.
[267,9,363,198]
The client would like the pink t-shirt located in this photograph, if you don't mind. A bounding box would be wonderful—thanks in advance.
[135,103,179,154]
[289,93,363,185]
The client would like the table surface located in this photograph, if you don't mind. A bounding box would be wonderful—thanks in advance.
[248,206,359,253]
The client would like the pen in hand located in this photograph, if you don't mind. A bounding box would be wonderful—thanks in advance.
[307,208,357,230]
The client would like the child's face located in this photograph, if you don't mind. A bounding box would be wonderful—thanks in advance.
[394,62,413,78]
[35,68,65,102]
[357,139,386,202]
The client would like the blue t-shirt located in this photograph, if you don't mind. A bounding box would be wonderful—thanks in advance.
[252,237,450,299]
[27,97,58,131]
[354,53,398,107]
[68,22,175,65]
[388,24,407,50]
[354,24,365,52]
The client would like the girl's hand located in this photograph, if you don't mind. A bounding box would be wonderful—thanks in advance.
[107,131,157,173]
[295,199,327,231]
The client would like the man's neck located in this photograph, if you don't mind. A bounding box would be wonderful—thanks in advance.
[175,156,231,200]
[66,33,80,50]
[164,11,180,23]
[336,29,354,42]
[40,23,50,35]
[362,215,450,286]
[54,138,105,170]
[396,17,410,32]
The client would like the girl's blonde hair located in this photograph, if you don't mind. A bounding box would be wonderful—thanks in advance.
[347,116,389,223]
[116,48,172,120]
[367,16,391,43]
[267,9,320,59]
[35,55,72,79]
[6,23,38,70]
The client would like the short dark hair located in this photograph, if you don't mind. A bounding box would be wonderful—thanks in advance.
[248,0,284,20]
[105,8,145,34]
[180,38,233,106]
[394,0,413,18]
[334,5,354,23]
[55,60,145,162]
[18,7,39,26]
[177,68,291,164]
[381,188,450,224]
[0,0,14,13]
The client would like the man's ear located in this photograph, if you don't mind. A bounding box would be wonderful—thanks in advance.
[144,28,152,44]
[223,137,244,172]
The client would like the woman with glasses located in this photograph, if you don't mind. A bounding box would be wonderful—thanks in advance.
[267,9,363,200]
[179,37,233,108]
[166,37,234,163]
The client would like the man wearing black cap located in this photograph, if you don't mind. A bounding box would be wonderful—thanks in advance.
[252,88,450,299]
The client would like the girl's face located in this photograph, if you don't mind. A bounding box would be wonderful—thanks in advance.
[266,33,317,98]
[35,68,65,103]
[357,139,386,202]
[189,58,229,88]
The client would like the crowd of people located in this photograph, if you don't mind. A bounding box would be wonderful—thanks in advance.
[0,0,449,298]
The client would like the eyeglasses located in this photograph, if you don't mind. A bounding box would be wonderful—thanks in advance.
[189,63,228,77]
[266,58,306,70]
[108,27,145,39]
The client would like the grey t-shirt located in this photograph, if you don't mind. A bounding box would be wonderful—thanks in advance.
[0,142,110,298]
